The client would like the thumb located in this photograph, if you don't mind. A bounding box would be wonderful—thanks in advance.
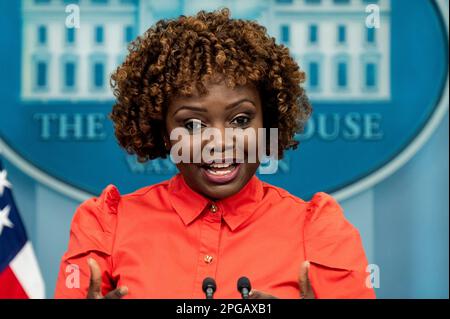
[248,290,278,299]
[87,258,103,299]
[298,261,315,299]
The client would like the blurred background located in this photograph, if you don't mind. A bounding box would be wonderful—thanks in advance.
[0,0,448,298]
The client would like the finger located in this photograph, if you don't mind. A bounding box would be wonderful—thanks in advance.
[104,286,129,299]
[298,261,315,299]
[87,258,103,299]
[248,290,278,299]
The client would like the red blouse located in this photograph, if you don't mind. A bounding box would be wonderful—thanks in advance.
[54,173,375,299]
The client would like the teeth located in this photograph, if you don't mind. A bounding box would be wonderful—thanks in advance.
[209,163,232,168]
[207,167,234,175]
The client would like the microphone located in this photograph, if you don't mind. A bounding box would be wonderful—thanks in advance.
[202,277,217,299]
[237,277,252,299]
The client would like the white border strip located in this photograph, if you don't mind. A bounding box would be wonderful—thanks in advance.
[0,0,448,203]
[9,241,46,299]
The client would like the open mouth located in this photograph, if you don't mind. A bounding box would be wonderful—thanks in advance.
[201,162,238,175]
[200,161,241,184]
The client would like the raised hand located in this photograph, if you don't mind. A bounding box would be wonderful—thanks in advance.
[86,258,129,299]
[249,261,316,299]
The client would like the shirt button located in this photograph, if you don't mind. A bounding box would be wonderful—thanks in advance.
[204,255,214,264]
[209,203,218,213]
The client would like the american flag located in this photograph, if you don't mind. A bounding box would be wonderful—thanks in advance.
[0,158,45,298]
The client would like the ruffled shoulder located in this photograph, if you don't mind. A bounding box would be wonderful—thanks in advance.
[304,192,367,272]
[303,192,375,298]
[64,185,121,260]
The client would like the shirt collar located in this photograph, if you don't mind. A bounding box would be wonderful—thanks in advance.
[168,172,264,231]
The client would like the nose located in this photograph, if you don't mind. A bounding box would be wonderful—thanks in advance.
[201,124,234,160]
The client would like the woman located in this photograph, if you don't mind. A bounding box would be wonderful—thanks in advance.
[54,8,375,299]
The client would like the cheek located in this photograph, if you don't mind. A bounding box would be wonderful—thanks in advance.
[242,127,262,162]
[176,163,196,174]
[168,128,202,163]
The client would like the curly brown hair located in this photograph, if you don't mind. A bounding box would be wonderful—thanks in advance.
[110,8,312,163]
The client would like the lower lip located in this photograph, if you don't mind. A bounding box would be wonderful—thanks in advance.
[200,164,241,184]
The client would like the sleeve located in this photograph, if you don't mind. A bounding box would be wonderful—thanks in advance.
[54,185,120,299]
[303,192,376,299]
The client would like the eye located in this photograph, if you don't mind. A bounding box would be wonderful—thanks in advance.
[231,115,251,127]
[184,119,205,130]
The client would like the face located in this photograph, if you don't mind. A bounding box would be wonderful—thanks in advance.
[165,81,264,201]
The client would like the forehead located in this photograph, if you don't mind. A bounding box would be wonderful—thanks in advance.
[169,81,261,108]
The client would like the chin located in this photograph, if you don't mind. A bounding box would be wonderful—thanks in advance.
[202,183,242,200]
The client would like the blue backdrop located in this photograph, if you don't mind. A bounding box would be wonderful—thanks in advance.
[0,0,448,298]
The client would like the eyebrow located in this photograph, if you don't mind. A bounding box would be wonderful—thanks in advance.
[173,98,256,116]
